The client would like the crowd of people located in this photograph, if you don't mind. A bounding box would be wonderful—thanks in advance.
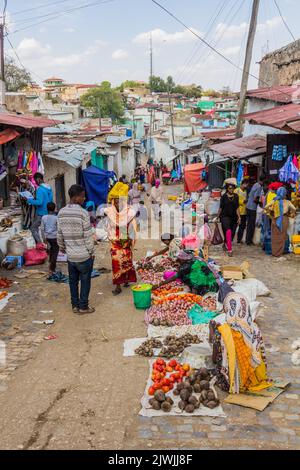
[217,176,296,257]
[19,165,297,316]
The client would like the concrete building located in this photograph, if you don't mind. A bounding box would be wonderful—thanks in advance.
[259,39,300,87]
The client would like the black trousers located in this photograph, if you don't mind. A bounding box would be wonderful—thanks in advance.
[237,214,247,243]
[47,238,59,273]
[246,209,257,245]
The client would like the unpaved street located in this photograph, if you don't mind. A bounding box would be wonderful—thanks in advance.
[0,188,300,450]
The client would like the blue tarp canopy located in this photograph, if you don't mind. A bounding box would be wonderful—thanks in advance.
[82,166,116,207]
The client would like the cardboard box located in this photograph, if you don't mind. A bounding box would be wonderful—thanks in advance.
[5,255,24,268]
[221,265,243,280]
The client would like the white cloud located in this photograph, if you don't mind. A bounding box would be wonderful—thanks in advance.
[17,38,51,59]
[133,27,202,45]
[215,16,282,40]
[112,49,129,60]
[219,46,241,57]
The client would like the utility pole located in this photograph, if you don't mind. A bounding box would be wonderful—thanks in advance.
[148,33,154,160]
[236,0,260,138]
[0,19,6,109]
[168,90,175,146]
[97,97,102,132]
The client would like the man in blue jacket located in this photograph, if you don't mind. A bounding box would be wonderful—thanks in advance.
[28,173,54,243]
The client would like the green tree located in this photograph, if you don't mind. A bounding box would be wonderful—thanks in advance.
[5,56,32,92]
[166,76,176,92]
[80,81,124,122]
[149,75,166,92]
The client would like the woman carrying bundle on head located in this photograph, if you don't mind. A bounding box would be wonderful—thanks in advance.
[217,179,241,257]
[105,183,137,296]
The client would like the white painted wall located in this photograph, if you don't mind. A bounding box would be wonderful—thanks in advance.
[153,137,174,164]
[243,97,288,137]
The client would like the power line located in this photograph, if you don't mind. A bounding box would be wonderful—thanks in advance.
[6,35,58,126]
[273,0,295,42]
[150,0,294,100]
[8,0,115,35]
[12,0,73,16]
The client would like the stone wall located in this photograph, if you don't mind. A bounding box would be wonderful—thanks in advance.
[259,39,300,87]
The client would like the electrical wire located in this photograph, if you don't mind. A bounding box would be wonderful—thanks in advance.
[150,0,294,100]
[8,0,115,35]
[175,0,228,84]
[12,0,74,16]
[6,35,58,126]
[273,0,295,41]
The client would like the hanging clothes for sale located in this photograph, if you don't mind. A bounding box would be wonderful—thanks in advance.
[236,162,244,187]
[37,152,45,175]
[279,155,300,183]
[272,145,288,161]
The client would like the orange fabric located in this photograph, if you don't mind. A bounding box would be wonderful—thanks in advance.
[0,128,20,144]
[184,163,208,193]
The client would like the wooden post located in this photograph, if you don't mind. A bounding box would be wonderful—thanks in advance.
[236,0,260,138]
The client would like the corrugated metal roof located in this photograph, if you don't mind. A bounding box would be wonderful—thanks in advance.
[243,103,300,132]
[106,135,131,144]
[200,128,236,140]
[44,140,99,168]
[210,134,266,160]
[246,85,300,104]
[0,112,58,129]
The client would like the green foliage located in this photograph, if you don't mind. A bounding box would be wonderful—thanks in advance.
[149,75,167,92]
[80,81,124,122]
[5,56,32,92]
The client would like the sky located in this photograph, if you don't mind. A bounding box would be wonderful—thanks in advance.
[3,0,299,91]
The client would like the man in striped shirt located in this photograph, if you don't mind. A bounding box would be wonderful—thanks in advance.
[58,184,95,315]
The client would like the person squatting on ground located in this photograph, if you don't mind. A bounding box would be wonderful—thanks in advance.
[57,184,95,315]
[41,202,59,276]
[218,182,241,257]
[27,172,53,244]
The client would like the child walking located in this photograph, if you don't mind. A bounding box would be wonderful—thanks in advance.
[41,202,59,275]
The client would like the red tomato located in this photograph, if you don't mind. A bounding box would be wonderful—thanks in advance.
[148,387,155,395]
[169,359,177,367]
[157,358,166,366]
[162,386,169,393]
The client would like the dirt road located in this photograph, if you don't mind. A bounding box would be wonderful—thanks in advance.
[0,187,300,450]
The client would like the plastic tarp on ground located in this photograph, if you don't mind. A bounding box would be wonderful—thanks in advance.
[184,163,208,193]
[82,166,116,207]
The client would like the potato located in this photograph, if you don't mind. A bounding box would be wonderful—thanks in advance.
[188,396,198,406]
[185,404,195,413]
[165,397,174,405]
[177,383,185,391]
[180,389,191,402]
[151,400,161,410]
[161,401,172,412]
[199,380,210,390]
[178,400,186,410]
[200,390,208,401]
[173,389,180,396]
[193,383,201,394]
[154,390,166,402]
[207,390,216,401]
[206,401,218,409]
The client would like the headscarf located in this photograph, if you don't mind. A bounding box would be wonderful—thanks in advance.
[155,179,161,188]
[108,182,129,203]
[268,182,283,191]
[224,177,237,187]
[273,186,287,231]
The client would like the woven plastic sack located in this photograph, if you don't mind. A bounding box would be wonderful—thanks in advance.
[188,304,217,325]
[24,243,48,266]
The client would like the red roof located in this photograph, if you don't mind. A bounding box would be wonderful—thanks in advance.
[201,128,237,140]
[210,134,266,160]
[0,113,58,129]
[44,77,64,82]
[246,85,300,104]
[243,103,300,132]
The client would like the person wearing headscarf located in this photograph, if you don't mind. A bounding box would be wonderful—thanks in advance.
[150,179,163,221]
[235,179,249,244]
[217,182,240,257]
[128,182,141,209]
[105,183,137,295]
[265,186,296,257]
[210,292,272,394]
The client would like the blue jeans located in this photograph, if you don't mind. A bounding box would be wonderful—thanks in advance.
[68,258,94,310]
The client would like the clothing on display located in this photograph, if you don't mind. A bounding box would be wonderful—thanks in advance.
[272,145,288,161]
